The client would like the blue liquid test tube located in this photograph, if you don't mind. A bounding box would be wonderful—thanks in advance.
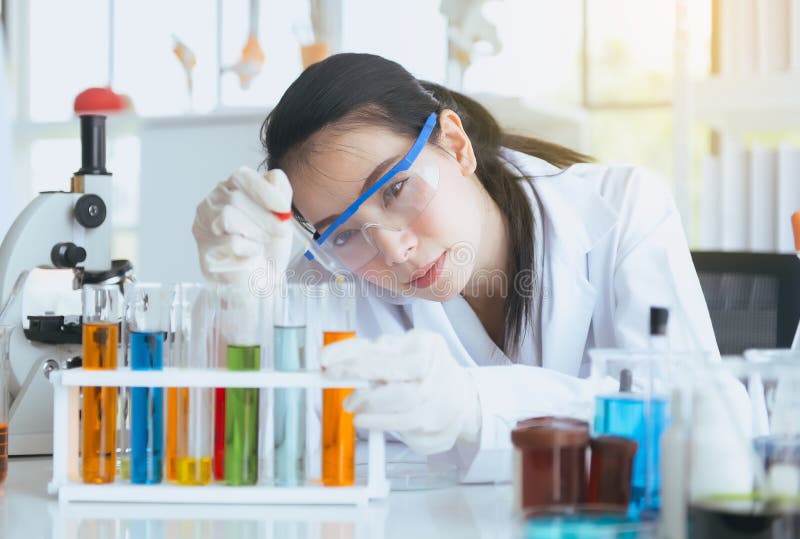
[273,282,307,486]
[126,283,172,484]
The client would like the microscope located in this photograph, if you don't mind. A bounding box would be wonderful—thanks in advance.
[0,115,132,455]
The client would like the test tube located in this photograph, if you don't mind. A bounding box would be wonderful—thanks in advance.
[165,386,184,482]
[320,278,357,487]
[125,282,171,484]
[165,287,184,483]
[221,285,263,486]
[175,283,217,485]
[81,283,122,484]
[118,319,131,480]
[273,282,307,486]
[213,385,225,481]
[0,325,11,486]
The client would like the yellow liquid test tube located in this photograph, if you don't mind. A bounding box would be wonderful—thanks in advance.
[174,283,217,486]
[177,456,213,485]
[82,321,119,484]
[322,331,356,487]
[177,386,212,486]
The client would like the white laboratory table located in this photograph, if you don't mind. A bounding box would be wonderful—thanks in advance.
[0,457,517,539]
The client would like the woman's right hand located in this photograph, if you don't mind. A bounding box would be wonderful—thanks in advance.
[192,166,294,288]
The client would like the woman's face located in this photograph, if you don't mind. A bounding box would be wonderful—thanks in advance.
[288,113,494,302]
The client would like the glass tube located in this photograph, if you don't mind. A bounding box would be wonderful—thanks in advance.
[273,282,307,486]
[165,285,184,483]
[320,278,357,487]
[118,319,131,480]
[81,283,122,484]
[125,283,171,484]
[175,283,217,486]
[0,325,11,486]
[221,285,263,486]
[213,385,225,481]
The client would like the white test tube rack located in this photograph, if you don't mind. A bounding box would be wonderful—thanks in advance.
[47,368,390,506]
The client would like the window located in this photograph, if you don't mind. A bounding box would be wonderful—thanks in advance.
[582,0,712,187]
[464,0,583,105]
[12,0,316,266]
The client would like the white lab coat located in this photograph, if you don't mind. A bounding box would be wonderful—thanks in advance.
[295,149,719,483]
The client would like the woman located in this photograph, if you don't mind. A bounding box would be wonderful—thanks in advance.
[192,53,717,482]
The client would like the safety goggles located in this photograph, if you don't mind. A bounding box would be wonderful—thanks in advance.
[302,112,439,271]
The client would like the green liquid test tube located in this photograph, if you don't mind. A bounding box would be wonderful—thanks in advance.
[224,344,261,486]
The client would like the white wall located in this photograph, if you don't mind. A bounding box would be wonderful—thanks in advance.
[0,25,15,239]
[137,114,266,283]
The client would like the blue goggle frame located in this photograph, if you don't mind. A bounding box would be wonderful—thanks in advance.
[304,112,438,261]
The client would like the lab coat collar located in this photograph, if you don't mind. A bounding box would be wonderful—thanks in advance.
[502,150,617,374]
[406,150,620,374]
[500,149,618,256]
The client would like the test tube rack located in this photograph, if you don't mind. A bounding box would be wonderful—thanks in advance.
[47,368,391,506]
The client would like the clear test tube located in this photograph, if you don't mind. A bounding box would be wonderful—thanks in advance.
[125,282,171,484]
[273,282,307,486]
[118,305,132,480]
[320,277,357,487]
[175,283,218,486]
[220,285,263,486]
[81,283,122,484]
[0,325,11,486]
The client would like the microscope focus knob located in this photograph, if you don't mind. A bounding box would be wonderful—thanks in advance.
[51,242,87,268]
[74,194,107,228]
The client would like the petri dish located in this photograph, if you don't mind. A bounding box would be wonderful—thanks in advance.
[356,460,460,491]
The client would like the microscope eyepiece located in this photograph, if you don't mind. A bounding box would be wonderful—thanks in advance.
[75,115,110,176]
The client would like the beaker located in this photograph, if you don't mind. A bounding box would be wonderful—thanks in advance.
[687,351,800,539]
[0,325,11,485]
[588,348,687,516]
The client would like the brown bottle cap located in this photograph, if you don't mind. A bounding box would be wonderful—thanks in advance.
[516,416,589,430]
[511,417,590,449]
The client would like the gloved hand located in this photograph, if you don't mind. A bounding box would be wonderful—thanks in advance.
[321,329,482,455]
[192,166,293,288]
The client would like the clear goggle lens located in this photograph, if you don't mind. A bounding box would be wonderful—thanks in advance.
[314,161,439,271]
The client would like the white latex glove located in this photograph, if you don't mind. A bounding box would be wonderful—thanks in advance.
[321,329,482,455]
[192,166,293,288]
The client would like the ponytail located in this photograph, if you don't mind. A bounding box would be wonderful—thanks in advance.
[419,82,591,354]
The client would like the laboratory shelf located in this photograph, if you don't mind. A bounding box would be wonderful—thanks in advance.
[693,72,800,132]
[58,367,368,389]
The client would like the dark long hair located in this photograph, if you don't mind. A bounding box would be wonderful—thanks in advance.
[260,53,590,358]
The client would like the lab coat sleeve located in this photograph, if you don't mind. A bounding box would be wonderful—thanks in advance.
[438,365,602,484]
[609,168,718,355]
[444,168,718,484]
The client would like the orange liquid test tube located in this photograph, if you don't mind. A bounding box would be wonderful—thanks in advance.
[322,331,356,486]
[165,387,189,482]
[82,321,119,483]
[81,284,122,484]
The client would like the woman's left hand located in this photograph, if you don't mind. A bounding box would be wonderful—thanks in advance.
[320,329,482,455]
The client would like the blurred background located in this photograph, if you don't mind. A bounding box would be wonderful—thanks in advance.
[0,0,798,284]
